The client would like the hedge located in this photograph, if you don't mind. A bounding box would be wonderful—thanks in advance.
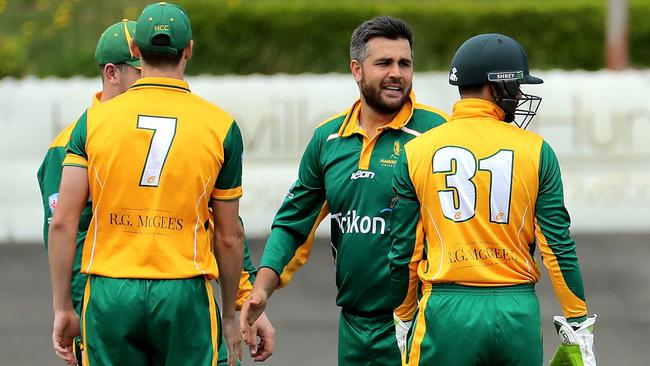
[1,0,650,78]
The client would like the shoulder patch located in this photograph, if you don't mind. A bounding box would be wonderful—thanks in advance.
[48,193,59,215]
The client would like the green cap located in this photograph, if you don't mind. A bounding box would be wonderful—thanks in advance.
[135,2,192,55]
[95,19,141,68]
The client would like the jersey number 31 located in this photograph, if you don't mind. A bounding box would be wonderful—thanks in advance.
[433,146,513,224]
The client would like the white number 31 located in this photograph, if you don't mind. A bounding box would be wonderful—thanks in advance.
[433,147,513,224]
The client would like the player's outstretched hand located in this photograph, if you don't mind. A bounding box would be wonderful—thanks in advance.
[52,310,80,365]
[240,290,268,346]
[247,311,275,362]
[223,316,242,366]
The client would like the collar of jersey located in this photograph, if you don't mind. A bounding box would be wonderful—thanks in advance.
[92,91,102,106]
[337,90,416,138]
[129,77,191,93]
[451,98,505,122]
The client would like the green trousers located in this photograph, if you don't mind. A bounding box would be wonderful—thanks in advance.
[81,276,220,366]
[338,309,402,366]
[404,284,542,366]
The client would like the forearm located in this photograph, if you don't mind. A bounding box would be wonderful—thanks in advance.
[214,227,244,320]
[48,222,77,312]
[253,267,281,299]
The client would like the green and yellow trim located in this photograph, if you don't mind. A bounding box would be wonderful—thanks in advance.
[337,91,416,138]
[203,278,219,366]
[122,20,135,59]
[405,292,431,366]
[278,203,329,288]
[210,187,243,201]
[534,222,587,318]
[63,154,89,168]
[81,277,92,366]
[235,272,253,310]
[394,220,425,321]
[129,77,191,93]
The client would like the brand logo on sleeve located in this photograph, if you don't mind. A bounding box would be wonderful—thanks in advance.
[48,193,59,215]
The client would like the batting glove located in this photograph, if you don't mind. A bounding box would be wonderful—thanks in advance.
[393,312,412,358]
[550,314,597,366]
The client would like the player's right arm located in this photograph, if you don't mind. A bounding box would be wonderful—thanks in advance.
[388,147,424,320]
[260,128,329,287]
[241,128,328,331]
[49,112,90,365]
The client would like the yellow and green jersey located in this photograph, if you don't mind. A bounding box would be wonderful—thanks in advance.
[64,77,243,280]
[389,98,587,320]
[36,92,102,312]
[261,92,447,314]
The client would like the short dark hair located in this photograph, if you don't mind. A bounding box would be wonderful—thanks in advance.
[350,16,413,62]
[98,63,129,83]
[139,34,184,68]
[458,84,487,98]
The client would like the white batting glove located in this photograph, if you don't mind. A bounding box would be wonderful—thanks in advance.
[550,314,597,366]
[393,312,412,358]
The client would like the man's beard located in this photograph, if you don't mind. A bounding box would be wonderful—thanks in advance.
[360,77,411,115]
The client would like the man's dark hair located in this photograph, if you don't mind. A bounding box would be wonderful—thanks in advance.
[350,16,413,62]
[139,34,184,68]
[458,84,487,98]
[98,63,130,83]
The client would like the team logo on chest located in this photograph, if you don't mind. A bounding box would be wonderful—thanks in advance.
[380,140,401,167]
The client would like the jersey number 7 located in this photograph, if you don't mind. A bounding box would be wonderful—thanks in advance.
[137,115,177,187]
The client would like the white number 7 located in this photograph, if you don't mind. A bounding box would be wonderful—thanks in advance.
[137,115,177,187]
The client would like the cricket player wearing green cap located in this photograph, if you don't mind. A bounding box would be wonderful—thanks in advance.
[38,18,141,365]
[47,3,268,366]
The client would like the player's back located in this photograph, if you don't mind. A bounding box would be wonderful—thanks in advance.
[404,98,545,286]
[66,77,241,279]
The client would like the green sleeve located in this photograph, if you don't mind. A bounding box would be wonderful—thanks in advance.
[215,121,243,191]
[65,111,88,163]
[260,129,326,275]
[36,147,67,251]
[240,218,257,283]
[536,141,586,302]
[388,151,420,309]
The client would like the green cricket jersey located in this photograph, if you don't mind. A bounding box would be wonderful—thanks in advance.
[36,93,101,312]
[261,92,448,314]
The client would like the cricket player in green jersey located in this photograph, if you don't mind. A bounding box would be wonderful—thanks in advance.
[241,16,447,365]
[388,33,596,366]
[38,18,272,366]
[37,19,141,365]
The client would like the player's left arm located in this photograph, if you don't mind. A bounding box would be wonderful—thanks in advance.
[388,148,423,320]
[534,140,587,321]
[212,121,246,364]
